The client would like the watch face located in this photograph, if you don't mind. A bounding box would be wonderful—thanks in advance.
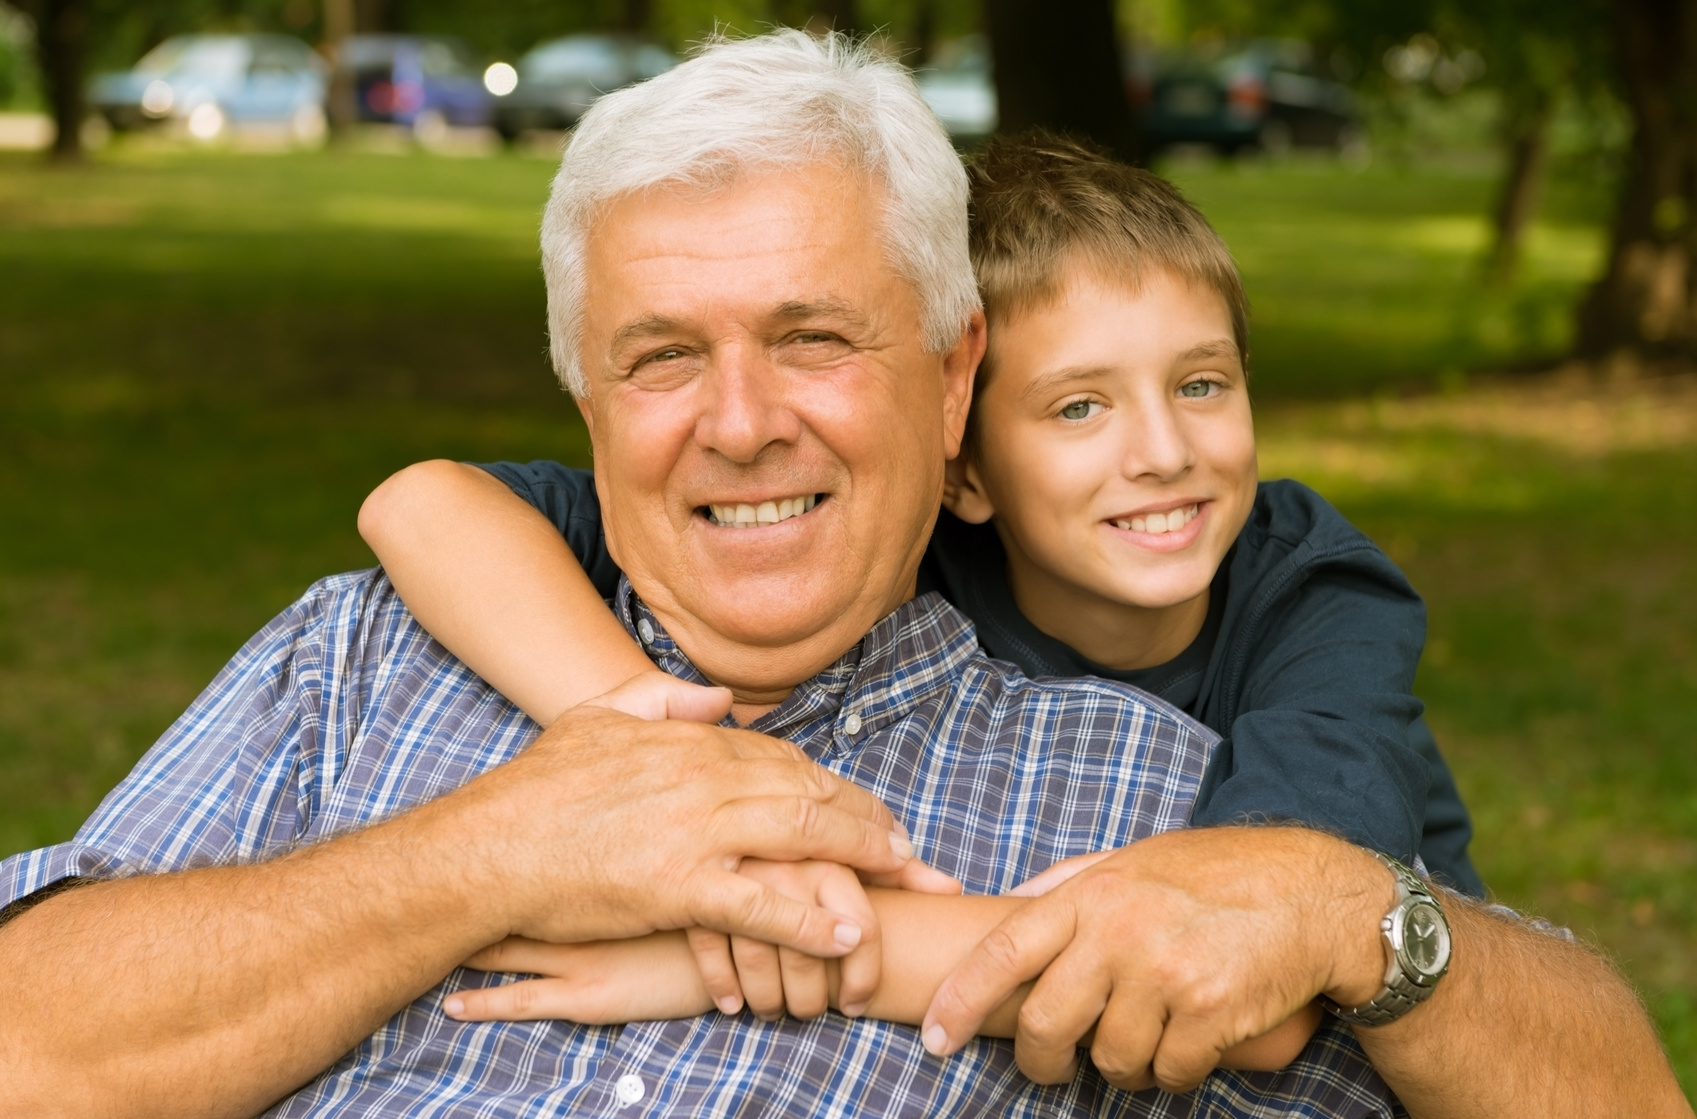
[1403,900,1451,977]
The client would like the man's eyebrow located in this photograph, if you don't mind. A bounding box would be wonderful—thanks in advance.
[772,298,871,329]
[609,315,687,351]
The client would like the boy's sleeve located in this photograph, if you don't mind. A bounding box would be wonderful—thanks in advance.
[1189,565,1436,874]
[469,460,623,599]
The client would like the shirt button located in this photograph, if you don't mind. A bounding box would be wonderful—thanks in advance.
[636,619,655,646]
[614,1073,646,1107]
[843,711,863,735]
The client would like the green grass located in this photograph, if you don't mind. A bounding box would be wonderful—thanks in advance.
[1,144,1691,1095]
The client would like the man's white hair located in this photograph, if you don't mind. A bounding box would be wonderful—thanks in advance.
[540,29,981,396]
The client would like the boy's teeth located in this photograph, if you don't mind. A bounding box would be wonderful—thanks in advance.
[1113,504,1199,535]
[708,493,818,528]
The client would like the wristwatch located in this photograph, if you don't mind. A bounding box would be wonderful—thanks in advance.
[1320,850,1452,1027]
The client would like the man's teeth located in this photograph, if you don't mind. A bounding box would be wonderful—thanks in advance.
[1112,504,1199,535]
[708,494,818,527]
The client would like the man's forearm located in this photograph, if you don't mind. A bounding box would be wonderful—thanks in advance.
[1355,899,1691,1119]
[0,802,505,1119]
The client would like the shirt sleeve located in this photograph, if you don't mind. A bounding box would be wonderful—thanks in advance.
[1189,563,1433,868]
[0,576,349,912]
[470,460,622,600]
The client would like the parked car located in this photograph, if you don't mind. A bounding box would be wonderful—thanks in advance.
[913,36,996,140]
[342,34,490,133]
[490,34,675,138]
[89,34,326,141]
[1129,39,1358,155]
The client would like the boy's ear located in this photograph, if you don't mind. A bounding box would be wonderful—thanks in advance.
[943,451,997,525]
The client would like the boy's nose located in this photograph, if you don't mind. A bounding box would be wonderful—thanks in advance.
[1122,400,1195,481]
[692,345,804,463]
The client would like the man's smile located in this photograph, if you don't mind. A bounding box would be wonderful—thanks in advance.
[704,493,825,528]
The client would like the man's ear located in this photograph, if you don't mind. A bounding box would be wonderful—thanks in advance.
[940,310,986,459]
[574,392,595,438]
[943,450,996,525]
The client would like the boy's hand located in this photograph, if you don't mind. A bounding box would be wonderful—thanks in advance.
[581,669,735,724]
[449,932,710,1023]
[688,858,878,1020]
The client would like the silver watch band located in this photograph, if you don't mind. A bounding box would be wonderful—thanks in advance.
[1320,851,1450,1027]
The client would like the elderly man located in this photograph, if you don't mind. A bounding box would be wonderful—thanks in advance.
[0,30,1684,1119]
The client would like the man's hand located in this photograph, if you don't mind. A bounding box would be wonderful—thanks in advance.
[922,828,1389,1093]
[448,680,919,958]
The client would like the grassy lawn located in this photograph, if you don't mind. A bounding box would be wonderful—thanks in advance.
[1,144,1691,1094]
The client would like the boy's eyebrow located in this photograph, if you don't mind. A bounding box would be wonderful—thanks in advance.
[1021,366,1110,400]
[1176,339,1241,364]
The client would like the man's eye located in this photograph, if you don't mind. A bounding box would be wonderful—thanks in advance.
[792,332,836,345]
[1179,378,1218,399]
[640,348,685,366]
[1058,400,1102,421]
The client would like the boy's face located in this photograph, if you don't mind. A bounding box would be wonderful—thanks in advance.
[951,262,1256,658]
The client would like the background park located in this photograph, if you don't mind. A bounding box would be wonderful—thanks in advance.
[1,0,1694,1097]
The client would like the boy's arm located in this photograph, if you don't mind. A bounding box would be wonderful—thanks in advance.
[358,460,655,726]
[452,889,1321,1071]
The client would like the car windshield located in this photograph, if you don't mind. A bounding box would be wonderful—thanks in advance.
[521,38,625,85]
[136,36,251,82]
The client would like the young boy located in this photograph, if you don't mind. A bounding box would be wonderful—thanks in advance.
[357,135,1478,1031]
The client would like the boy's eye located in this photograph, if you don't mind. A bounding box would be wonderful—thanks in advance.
[1058,400,1102,421]
[1179,378,1218,399]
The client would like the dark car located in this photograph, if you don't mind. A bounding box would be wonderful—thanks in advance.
[343,34,490,133]
[491,34,675,138]
[1130,39,1359,156]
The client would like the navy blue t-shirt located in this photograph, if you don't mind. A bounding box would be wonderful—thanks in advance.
[475,461,1481,895]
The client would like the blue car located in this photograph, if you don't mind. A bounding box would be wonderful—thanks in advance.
[342,35,490,133]
[90,34,327,141]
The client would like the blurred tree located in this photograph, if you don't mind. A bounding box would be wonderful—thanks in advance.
[16,0,84,160]
[984,0,1141,161]
[1575,0,1697,360]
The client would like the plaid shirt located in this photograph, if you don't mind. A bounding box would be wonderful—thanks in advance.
[1,570,1401,1117]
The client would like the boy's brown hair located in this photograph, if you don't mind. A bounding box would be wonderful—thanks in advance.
[967,132,1249,379]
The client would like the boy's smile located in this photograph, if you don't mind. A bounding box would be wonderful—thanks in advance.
[946,260,1258,671]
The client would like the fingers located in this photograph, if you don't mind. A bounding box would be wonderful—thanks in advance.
[582,671,734,724]
[1011,945,1112,1084]
[463,935,580,975]
[1086,981,1164,1092]
[694,871,864,959]
[709,790,908,878]
[444,978,582,1022]
[860,859,963,895]
[730,936,787,1020]
[816,866,881,1016]
[1010,850,1114,898]
[923,894,1078,1058]
[776,944,831,1019]
[686,927,745,1015]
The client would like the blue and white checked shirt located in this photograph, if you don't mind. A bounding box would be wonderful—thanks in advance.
[1,570,1401,1117]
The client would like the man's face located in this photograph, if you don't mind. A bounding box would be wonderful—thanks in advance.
[576,163,980,706]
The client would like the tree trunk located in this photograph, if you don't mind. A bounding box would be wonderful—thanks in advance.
[1576,0,1697,360]
[983,0,1142,163]
[1486,92,1554,285]
[322,0,356,138]
[35,0,85,161]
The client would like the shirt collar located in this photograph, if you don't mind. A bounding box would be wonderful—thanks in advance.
[613,578,980,749]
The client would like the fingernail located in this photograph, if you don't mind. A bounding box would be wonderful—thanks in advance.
[443,996,464,1018]
[841,1001,868,1018]
[834,922,862,950]
[715,996,743,1015]
[889,831,914,859]
[922,1023,950,1056]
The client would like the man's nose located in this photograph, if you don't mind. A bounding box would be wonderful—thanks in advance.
[692,345,804,463]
